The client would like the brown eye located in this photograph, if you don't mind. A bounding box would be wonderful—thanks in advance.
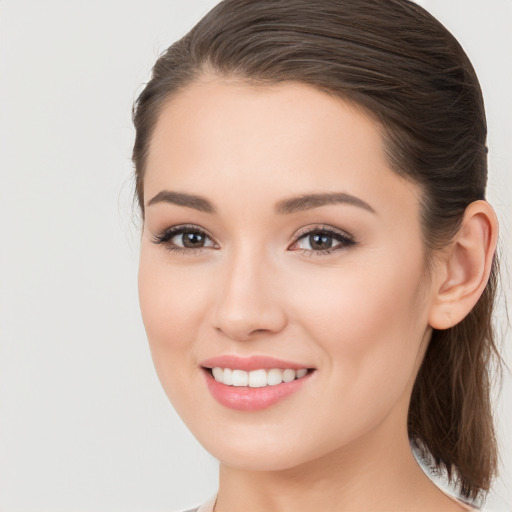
[291,227,356,254]
[180,231,207,248]
[308,233,334,250]
[152,225,217,252]
[169,229,216,250]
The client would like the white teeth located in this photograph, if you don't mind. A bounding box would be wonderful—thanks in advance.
[210,367,309,387]
[296,368,308,379]
[223,367,233,386]
[248,369,267,388]
[267,368,284,386]
[282,369,296,383]
[212,367,223,382]
[231,369,248,387]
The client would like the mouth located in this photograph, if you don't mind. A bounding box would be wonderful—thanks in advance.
[200,356,316,411]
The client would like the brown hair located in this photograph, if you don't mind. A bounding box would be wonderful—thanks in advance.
[132,0,500,500]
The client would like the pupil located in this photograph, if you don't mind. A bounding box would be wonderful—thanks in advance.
[310,233,332,250]
[183,232,204,248]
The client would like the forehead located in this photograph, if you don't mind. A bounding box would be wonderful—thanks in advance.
[144,78,420,218]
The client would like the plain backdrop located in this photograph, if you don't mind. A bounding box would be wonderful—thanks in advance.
[0,1,510,511]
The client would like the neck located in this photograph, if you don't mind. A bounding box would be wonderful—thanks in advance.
[215,415,469,512]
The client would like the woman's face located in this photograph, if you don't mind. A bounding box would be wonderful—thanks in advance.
[139,78,436,471]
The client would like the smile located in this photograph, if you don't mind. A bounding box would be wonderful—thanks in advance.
[211,367,309,387]
[201,357,315,411]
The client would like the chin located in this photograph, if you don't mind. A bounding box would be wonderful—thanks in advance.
[192,424,337,473]
[216,447,310,472]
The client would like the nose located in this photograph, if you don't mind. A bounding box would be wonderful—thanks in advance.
[212,248,287,341]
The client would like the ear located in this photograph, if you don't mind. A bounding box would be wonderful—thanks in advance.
[429,200,498,330]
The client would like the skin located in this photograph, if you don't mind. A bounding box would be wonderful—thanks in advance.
[138,78,496,511]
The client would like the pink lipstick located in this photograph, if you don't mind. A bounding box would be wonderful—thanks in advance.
[201,355,314,411]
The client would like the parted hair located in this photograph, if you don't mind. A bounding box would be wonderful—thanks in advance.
[132,0,501,500]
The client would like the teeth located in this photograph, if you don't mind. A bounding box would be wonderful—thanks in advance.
[296,368,308,378]
[282,369,296,383]
[212,367,223,382]
[267,368,283,386]
[211,367,309,387]
[248,369,267,388]
[231,369,248,387]
[223,368,233,386]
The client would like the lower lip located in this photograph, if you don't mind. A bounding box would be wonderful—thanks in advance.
[204,370,313,411]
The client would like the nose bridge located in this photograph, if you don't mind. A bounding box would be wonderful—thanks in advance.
[212,241,286,340]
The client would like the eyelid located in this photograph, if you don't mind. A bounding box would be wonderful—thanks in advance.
[292,224,353,240]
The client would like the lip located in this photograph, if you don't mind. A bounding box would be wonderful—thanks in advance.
[200,355,313,372]
[200,355,315,412]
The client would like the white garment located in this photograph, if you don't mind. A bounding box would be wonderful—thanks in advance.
[196,495,216,512]
[410,437,484,511]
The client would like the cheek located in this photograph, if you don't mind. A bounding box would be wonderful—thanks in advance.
[138,248,209,368]
[292,250,429,393]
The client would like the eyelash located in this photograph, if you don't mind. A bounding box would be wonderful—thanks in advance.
[152,224,357,256]
[152,224,217,256]
[291,225,357,256]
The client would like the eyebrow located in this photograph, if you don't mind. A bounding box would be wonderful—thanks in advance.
[274,192,376,215]
[147,190,375,215]
[147,190,217,213]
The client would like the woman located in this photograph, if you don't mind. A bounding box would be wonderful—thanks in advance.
[132,0,502,510]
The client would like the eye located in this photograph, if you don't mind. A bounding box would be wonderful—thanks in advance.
[152,224,218,253]
[290,226,356,255]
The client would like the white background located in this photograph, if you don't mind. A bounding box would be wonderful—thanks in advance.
[0,1,510,511]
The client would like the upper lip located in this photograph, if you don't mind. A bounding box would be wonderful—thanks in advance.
[200,355,313,372]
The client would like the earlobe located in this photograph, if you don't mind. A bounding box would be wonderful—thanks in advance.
[429,200,498,330]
